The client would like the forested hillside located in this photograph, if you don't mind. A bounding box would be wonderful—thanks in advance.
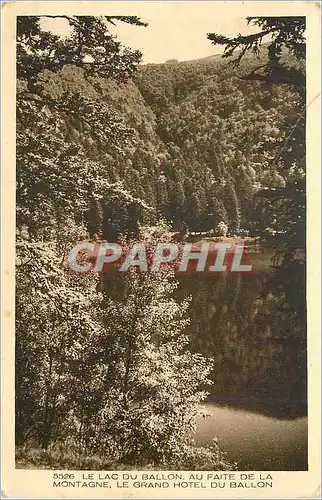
[136,51,304,233]
[18,44,303,237]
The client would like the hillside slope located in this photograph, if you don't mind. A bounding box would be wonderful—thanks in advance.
[18,48,303,237]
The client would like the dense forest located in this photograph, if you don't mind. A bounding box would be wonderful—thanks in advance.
[18,45,304,236]
[16,15,306,470]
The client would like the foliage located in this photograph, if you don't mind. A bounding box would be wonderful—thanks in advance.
[16,232,231,468]
[207,16,305,95]
[16,13,227,464]
[207,16,306,321]
[17,16,147,85]
[17,70,156,240]
[138,63,301,232]
[16,439,234,470]
[215,221,228,237]
[16,15,228,468]
[15,237,101,448]
[80,266,213,465]
[18,18,306,236]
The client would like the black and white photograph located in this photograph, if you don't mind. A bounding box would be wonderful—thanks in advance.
[1,1,321,496]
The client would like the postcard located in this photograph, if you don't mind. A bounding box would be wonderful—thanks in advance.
[1,1,321,498]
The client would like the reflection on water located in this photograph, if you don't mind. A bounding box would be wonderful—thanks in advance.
[195,405,307,471]
[177,255,307,470]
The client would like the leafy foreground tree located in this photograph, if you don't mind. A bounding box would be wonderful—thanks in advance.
[15,236,100,450]
[16,231,232,470]
[207,17,305,96]
[208,16,306,323]
[15,15,233,470]
[17,15,147,86]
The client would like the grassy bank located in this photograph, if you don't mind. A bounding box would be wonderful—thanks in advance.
[16,443,235,471]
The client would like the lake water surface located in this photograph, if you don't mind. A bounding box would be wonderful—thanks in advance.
[178,252,307,470]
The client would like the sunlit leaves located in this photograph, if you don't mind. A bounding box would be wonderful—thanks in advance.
[17,15,146,83]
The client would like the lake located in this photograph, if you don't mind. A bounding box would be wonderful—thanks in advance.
[177,252,307,470]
